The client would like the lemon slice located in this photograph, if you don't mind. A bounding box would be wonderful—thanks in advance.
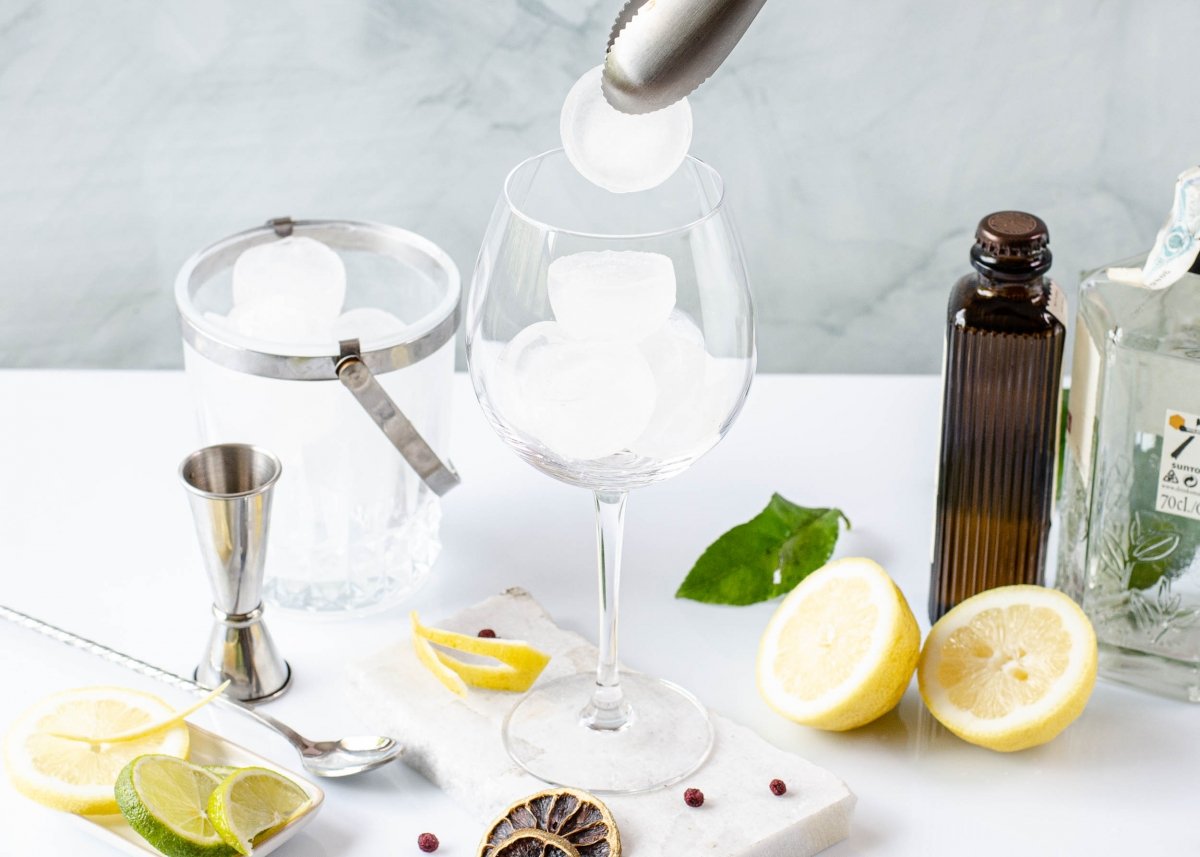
[206,767,310,855]
[410,613,551,695]
[3,687,190,814]
[114,755,234,857]
[756,557,920,731]
[46,681,230,744]
[918,584,1097,752]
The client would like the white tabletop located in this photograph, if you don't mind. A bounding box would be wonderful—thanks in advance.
[0,371,1193,856]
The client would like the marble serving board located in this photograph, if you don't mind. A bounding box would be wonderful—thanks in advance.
[347,588,854,856]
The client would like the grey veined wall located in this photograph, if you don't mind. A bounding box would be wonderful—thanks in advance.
[1,0,1197,371]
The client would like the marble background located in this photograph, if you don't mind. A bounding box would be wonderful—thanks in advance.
[1,0,1198,372]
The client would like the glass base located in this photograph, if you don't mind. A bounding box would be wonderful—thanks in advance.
[502,672,714,795]
[1100,642,1200,702]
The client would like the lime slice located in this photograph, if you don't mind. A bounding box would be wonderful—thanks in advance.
[203,765,239,779]
[115,755,235,857]
[207,767,310,855]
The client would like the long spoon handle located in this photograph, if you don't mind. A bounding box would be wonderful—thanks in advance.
[0,603,307,747]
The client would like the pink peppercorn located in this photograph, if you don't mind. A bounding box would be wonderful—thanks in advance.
[417,832,439,852]
[478,629,497,638]
[770,779,787,796]
[683,788,704,808]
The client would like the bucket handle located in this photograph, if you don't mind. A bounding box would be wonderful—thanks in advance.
[335,339,461,496]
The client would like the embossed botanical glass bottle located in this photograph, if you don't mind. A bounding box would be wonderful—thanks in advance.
[1058,168,1200,700]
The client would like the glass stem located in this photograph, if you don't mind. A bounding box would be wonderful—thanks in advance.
[583,489,632,731]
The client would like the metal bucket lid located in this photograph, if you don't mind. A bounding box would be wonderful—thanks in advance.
[175,217,460,381]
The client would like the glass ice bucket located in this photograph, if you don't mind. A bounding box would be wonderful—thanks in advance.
[175,218,460,616]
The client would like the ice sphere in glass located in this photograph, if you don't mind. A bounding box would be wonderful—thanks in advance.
[496,321,656,461]
[631,318,720,460]
[559,65,692,194]
[548,250,676,342]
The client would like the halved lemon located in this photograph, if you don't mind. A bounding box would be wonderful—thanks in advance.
[4,687,190,814]
[918,585,1097,752]
[756,557,920,731]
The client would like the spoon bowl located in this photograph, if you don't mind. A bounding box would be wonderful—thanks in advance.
[298,736,404,778]
[213,698,404,779]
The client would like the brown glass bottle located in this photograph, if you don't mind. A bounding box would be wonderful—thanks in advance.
[929,212,1065,622]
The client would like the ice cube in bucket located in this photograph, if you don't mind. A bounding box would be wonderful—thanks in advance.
[175,219,460,616]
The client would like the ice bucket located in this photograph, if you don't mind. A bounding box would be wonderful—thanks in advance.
[175,217,459,616]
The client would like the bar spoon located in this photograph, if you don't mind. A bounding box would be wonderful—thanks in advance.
[0,604,402,778]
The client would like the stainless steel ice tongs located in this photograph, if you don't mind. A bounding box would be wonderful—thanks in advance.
[602,0,769,114]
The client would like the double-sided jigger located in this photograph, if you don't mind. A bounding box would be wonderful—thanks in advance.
[180,443,291,702]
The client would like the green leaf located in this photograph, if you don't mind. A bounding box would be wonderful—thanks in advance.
[675,493,850,605]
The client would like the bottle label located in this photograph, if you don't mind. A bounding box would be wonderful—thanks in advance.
[1066,320,1102,485]
[1048,280,1068,327]
[1157,409,1200,521]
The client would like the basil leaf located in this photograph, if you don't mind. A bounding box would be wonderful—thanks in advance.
[675,493,850,605]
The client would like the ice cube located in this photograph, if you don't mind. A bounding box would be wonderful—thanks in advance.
[560,65,693,194]
[226,295,333,344]
[663,308,706,347]
[232,236,347,320]
[631,325,716,461]
[548,250,676,342]
[332,308,407,348]
[495,321,656,461]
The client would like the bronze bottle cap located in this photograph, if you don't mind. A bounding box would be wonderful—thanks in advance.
[975,211,1049,258]
[971,211,1051,278]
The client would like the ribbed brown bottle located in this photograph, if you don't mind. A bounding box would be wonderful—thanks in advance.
[929,211,1065,622]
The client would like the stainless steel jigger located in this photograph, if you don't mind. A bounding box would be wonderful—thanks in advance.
[180,444,292,703]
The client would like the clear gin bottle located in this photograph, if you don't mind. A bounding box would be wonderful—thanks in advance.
[1058,168,1200,700]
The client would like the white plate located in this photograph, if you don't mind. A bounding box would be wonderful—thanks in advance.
[66,723,324,856]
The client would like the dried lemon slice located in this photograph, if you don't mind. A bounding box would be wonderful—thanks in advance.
[410,613,551,696]
[478,788,620,857]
